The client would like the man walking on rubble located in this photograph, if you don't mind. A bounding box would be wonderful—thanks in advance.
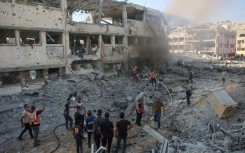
[29,104,45,147]
[17,104,34,140]
[99,112,114,153]
[85,110,95,149]
[186,80,193,105]
[221,69,227,86]
[152,97,164,130]
[150,70,157,90]
[64,98,73,130]
[135,98,144,126]
[93,109,104,150]
[115,63,122,77]
[131,66,138,79]
[115,112,133,153]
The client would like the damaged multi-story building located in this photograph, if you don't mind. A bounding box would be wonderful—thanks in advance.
[167,21,236,58]
[234,22,245,56]
[0,0,168,94]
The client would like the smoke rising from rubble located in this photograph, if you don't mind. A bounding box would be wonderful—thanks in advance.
[164,0,232,24]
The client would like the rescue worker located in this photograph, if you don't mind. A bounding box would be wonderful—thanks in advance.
[73,120,85,153]
[135,98,144,126]
[17,104,34,140]
[150,70,157,89]
[152,97,164,130]
[29,104,45,147]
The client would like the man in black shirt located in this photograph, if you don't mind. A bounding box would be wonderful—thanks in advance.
[115,112,133,153]
[64,98,73,130]
[93,109,104,150]
[74,106,83,126]
[99,112,114,153]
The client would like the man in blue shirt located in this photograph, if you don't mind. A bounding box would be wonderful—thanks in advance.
[85,110,95,149]
[74,120,85,153]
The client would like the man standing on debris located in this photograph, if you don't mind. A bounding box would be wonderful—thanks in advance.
[17,104,34,140]
[29,104,45,147]
[222,69,227,85]
[74,107,83,126]
[64,98,73,130]
[76,97,86,122]
[99,112,114,153]
[73,120,85,153]
[188,68,193,83]
[93,109,104,150]
[115,63,122,77]
[152,97,164,130]
[115,112,133,153]
[135,98,144,126]
[186,80,193,105]
[85,110,95,149]
[131,66,138,79]
[150,70,157,89]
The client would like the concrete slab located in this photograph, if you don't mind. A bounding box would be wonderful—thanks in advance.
[0,103,22,113]
[143,125,168,143]
[0,85,21,96]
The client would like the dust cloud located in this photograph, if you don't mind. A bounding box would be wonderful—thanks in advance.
[164,0,232,23]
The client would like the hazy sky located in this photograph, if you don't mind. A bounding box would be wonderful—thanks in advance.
[126,0,245,23]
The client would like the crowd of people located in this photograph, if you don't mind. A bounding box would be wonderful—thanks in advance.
[64,96,134,153]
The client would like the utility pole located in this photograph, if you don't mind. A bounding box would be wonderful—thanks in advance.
[98,0,103,24]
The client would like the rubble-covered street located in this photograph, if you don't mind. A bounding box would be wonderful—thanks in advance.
[0,53,244,153]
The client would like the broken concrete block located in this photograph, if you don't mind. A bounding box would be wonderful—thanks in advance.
[97,72,105,79]
[86,74,95,82]
[207,88,238,118]
[171,86,184,93]
[67,77,81,83]
[0,86,21,96]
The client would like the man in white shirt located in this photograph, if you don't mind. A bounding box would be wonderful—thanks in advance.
[76,97,86,122]
[17,104,34,140]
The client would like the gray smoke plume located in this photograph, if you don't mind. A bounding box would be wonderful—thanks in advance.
[164,0,232,23]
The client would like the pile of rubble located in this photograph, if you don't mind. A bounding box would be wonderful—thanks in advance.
[0,53,245,153]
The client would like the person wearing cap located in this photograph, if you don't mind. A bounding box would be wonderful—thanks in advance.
[152,97,164,130]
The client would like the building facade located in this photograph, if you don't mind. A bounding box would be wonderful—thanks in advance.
[234,22,245,56]
[167,22,236,58]
[0,0,168,91]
